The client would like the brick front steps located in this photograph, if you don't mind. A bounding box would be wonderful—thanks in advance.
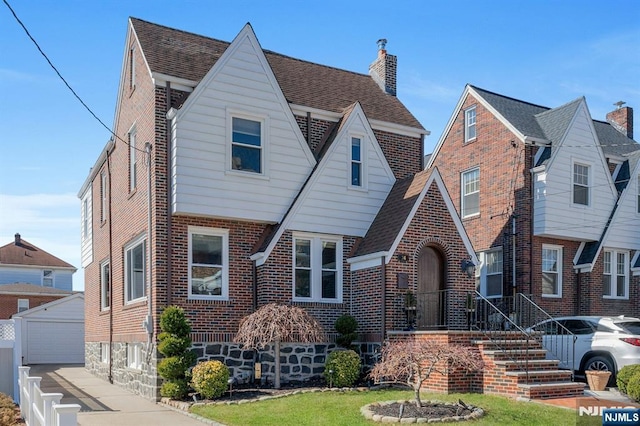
[388,330,585,400]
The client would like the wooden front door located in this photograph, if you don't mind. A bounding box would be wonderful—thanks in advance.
[417,246,445,328]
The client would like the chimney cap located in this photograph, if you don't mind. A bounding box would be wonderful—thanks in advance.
[376,38,387,51]
[614,101,626,110]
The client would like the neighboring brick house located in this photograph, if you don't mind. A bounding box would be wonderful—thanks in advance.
[78,18,476,400]
[0,234,76,319]
[427,85,640,317]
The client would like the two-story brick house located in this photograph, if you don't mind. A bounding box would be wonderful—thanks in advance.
[427,85,640,317]
[78,18,477,399]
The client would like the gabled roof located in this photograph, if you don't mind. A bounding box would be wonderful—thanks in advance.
[0,236,75,270]
[130,17,423,130]
[352,167,477,265]
[12,292,84,318]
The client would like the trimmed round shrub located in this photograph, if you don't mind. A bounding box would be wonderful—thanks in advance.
[159,306,192,336]
[160,379,190,399]
[191,360,230,399]
[158,333,191,357]
[626,369,640,401]
[617,364,640,395]
[335,315,358,335]
[323,349,361,388]
[158,354,195,380]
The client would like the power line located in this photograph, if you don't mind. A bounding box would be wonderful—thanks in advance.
[3,0,145,153]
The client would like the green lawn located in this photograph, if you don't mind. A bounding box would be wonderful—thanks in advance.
[190,389,596,425]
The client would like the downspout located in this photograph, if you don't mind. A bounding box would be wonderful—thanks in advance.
[306,112,311,146]
[512,216,516,298]
[381,256,386,342]
[166,82,172,307]
[144,142,154,348]
[252,260,257,311]
[576,271,582,315]
[107,148,114,384]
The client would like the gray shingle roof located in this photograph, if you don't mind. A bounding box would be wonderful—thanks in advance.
[130,18,424,130]
[471,85,640,156]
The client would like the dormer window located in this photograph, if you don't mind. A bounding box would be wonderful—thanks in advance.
[464,106,476,142]
[573,163,590,206]
[231,117,262,174]
[350,137,363,187]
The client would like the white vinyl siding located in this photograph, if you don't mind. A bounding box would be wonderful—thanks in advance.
[170,31,315,223]
[461,168,480,218]
[288,107,395,237]
[293,233,342,303]
[533,103,617,241]
[603,250,629,299]
[637,174,640,214]
[542,245,562,297]
[188,227,229,301]
[464,106,476,142]
[124,236,146,303]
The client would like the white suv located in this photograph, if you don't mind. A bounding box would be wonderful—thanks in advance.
[530,315,640,383]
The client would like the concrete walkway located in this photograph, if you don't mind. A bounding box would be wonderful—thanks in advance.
[27,364,215,426]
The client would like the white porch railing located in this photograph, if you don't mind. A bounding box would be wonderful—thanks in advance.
[18,366,80,426]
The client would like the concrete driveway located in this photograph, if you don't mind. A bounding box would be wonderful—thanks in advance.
[26,364,217,425]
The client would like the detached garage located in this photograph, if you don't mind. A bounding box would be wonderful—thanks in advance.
[13,293,84,364]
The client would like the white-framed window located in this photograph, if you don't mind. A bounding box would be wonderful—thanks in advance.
[82,197,89,239]
[129,128,137,192]
[464,106,476,142]
[476,249,503,298]
[461,167,480,218]
[129,45,136,90]
[124,235,146,303]
[573,162,590,206]
[42,270,54,287]
[350,136,364,188]
[127,343,143,370]
[542,245,562,297]
[100,171,107,223]
[230,115,263,174]
[101,260,110,310]
[188,227,229,300]
[17,299,29,313]
[293,233,343,303]
[100,343,110,364]
[603,250,629,299]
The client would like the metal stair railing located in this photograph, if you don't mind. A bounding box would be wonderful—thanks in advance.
[512,293,577,377]
[469,291,535,383]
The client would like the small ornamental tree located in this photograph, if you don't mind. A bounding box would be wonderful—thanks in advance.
[334,315,358,350]
[369,339,483,407]
[158,306,196,399]
[235,303,326,388]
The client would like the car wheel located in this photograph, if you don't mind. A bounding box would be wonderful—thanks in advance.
[584,355,615,386]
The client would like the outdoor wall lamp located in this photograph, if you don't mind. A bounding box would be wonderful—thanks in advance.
[460,259,475,278]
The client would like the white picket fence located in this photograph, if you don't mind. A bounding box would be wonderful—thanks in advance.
[18,366,80,426]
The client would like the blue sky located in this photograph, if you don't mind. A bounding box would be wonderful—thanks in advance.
[1,0,638,291]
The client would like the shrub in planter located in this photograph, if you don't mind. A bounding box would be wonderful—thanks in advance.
[334,315,358,349]
[191,360,230,399]
[617,364,640,395]
[324,349,361,388]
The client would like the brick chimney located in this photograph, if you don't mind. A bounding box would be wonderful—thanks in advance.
[369,39,397,96]
[606,102,633,139]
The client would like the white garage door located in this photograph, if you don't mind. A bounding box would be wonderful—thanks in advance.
[26,320,84,364]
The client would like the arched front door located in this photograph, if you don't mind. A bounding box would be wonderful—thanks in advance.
[417,246,445,328]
